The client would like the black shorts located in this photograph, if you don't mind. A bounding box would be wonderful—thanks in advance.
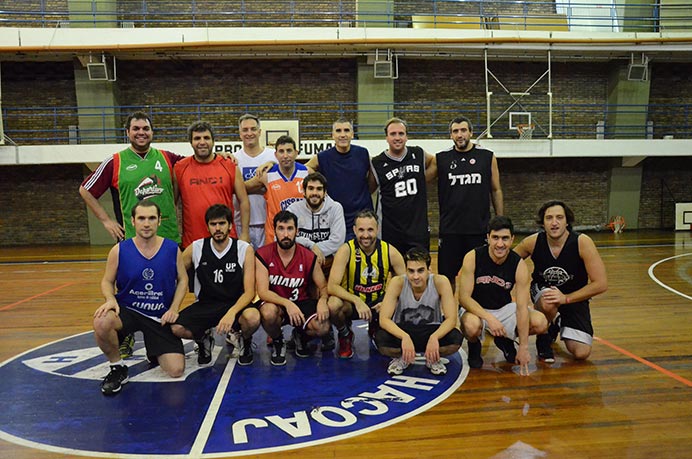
[176,301,258,340]
[375,324,463,352]
[277,299,318,328]
[118,307,184,357]
[531,284,594,344]
[385,231,430,257]
[437,233,486,285]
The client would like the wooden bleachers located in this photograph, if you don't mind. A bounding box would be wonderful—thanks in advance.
[412,14,569,32]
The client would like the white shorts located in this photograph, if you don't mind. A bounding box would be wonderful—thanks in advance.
[461,302,518,341]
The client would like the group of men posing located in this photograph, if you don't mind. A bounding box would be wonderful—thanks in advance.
[83,112,607,395]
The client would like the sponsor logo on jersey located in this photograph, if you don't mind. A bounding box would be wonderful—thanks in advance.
[134,175,165,199]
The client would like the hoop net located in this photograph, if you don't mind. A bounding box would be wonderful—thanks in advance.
[607,215,626,233]
[517,123,535,140]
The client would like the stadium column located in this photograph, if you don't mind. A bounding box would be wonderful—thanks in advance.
[69,0,122,244]
[605,62,651,229]
[356,0,395,139]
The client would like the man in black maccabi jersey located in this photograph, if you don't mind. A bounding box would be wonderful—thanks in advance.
[458,216,547,374]
[430,116,504,289]
[172,204,259,366]
[514,201,608,362]
[371,117,436,255]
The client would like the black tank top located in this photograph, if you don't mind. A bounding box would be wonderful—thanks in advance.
[436,145,493,234]
[196,237,244,304]
[530,231,588,294]
[372,146,428,242]
[471,246,520,310]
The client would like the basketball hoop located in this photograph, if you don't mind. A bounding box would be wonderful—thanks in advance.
[517,123,535,140]
[607,215,626,233]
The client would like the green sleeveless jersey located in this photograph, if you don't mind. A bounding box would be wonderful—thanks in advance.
[113,147,180,242]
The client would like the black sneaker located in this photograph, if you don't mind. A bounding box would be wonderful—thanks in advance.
[467,340,483,369]
[536,333,555,363]
[270,338,287,366]
[293,328,310,358]
[238,337,254,366]
[101,364,129,395]
[548,318,560,343]
[321,327,336,351]
[196,329,214,365]
[494,337,517,364]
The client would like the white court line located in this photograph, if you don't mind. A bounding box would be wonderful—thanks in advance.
[648,252,692,301]
[188,358,238,458]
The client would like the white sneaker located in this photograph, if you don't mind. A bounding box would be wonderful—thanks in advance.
[426,359,447,375]
[387,357,410,375]
[226,330,241,357]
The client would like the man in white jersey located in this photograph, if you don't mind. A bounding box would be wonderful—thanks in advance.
[234,113,276,249]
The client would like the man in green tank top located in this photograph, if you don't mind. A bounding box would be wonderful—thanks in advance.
[80,112,184,243]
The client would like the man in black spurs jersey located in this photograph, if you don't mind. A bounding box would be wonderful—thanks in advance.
[172,204,259,366]
[514,201,607,362]
[371,117,436,255]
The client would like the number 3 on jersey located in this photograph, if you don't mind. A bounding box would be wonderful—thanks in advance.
[394,178,418,197]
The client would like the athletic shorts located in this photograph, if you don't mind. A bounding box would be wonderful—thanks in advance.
[375,324,463,352]
[460,302,519,341]
[269,299,319,330]
[437,233,486,286]
[532,286,593,345]
[118,307,184,357]
[176,301,258,340]
[344,299,381,324]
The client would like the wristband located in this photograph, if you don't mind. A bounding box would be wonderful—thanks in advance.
[565,296,571,304]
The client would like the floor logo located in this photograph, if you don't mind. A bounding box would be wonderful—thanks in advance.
[0,327,468,457]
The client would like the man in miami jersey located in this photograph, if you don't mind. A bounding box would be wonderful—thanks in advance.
[255,211,330,366]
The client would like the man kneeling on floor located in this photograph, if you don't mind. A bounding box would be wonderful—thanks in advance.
[171,204,259,366]
[457,216,547,375]
[375,247,462,376]
[93,201,188,395]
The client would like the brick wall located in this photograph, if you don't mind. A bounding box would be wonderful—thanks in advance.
[649,63,692,139]
[0,165,89,246]
[396,59,610,139]
[639,157,692,229]
[1,61,78,144]
[115,59,357,141]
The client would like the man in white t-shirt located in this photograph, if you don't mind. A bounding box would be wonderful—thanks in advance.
[234,113,276,249]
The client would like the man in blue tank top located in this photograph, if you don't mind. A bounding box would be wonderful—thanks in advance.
[93,200,188,395]
[305,118,375,241]
[375,247,462,376]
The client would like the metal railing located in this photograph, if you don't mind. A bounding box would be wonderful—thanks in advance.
[0,1,682,32]
[2,101,690,144]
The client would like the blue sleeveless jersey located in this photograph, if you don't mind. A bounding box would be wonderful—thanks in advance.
[115,238,179,320]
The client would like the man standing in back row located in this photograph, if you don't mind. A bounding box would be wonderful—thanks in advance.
[175,121,250,248]
[371,117,435,254]
[432,116,503,288]
[306,118,375,240]
[234,113,277,249]
[80,111,183,243]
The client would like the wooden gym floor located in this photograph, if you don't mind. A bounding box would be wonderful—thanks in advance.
[0,230,691,458]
